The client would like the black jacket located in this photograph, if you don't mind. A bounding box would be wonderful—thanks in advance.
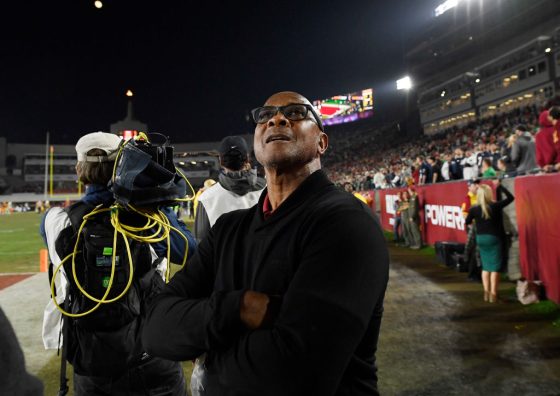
[143,170,389,396]
[465,185,514,237]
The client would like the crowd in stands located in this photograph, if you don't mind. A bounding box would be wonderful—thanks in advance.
[324,101,560,190]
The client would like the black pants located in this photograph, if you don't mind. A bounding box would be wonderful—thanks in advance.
[74,357,186,396]
[465,225,481,280]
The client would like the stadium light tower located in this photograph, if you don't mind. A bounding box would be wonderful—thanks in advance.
[396,76,413,91]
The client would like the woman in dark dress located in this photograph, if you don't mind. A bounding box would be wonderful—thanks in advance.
[465,180,514,303]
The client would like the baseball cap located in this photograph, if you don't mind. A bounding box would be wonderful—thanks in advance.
[219,136,249,157]
[203,179,216,189]
[219,136,249,170]
[75,132,122,162]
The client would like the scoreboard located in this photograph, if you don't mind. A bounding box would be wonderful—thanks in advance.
[313,88,373,126]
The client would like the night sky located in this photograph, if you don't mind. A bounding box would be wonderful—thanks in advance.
[0,0,438,145]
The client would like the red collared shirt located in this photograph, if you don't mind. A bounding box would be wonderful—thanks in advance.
[262,194,274,219]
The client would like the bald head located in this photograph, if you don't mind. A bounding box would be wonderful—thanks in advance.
[264,91,312,107]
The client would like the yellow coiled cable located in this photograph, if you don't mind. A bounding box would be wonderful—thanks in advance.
[52,132,194,317]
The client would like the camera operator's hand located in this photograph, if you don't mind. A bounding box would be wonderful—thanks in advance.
[240,290,270,330]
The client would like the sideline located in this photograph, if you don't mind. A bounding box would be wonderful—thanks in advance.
[0,272,57,374]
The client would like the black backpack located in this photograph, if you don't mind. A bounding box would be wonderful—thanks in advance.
[54,201,164,378]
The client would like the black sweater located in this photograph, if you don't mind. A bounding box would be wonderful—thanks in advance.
[143,170,390,396]
[465,185,514,236]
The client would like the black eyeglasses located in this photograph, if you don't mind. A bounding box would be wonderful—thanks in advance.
[250,103,324,131]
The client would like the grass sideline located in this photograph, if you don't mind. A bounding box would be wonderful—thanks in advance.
[0,212,195,274]
[0,212,44,273]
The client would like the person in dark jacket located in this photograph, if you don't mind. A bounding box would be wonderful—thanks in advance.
[194,135,266,242]
[449,148,465,180]
[406,186,422,249]
[0,307,43,396]
[143,91,390,396]
[465,180,514,303]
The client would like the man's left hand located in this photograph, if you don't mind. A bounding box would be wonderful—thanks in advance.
[240,290,270,330]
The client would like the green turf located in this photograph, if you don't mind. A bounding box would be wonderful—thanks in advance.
[0,213,194,274]
[382,230,436,255]
[0,212,45,273]
[525,299,560,315]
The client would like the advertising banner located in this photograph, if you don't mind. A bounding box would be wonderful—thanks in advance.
[515,173,560,304]
[378,180,498,245]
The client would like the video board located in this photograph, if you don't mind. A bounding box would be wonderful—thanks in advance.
[313,88,373,126]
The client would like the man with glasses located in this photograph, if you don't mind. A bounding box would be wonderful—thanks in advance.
[143,91,389,395]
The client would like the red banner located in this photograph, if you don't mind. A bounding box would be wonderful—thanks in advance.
[378,181,500,245]
[515,173,560,304]
[379,181,470,245]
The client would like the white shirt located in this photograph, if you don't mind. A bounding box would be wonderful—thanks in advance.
[198,183,263,227]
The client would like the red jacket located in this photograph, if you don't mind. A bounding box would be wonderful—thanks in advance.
[554,125,560,164]
[535,110,556,167]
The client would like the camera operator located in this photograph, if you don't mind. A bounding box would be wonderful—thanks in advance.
[41,131,197,396]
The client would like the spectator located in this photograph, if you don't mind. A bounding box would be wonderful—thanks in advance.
[393,192,402,243]
[449,148,464,180]
[407,186,423,249]
[511,125,537,174]
[194,135,266,242]
[462,150,479,180]
[461,179,481,282]
[497,158,515,178]
[373,169,386,189]
[488,143,502,170]
[441,153,451,181]
[343,182,369,204]
[399,191,412,247]
[535,109,557,171]
[500,134,517,175]
[427,156,442,183]
[193,179,216,217]
[548,107,560,171]
[481,158,497,178]
[417,156,432,185]
[465,181,514,303]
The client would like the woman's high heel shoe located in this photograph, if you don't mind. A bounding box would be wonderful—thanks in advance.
[489,293,497,303]
[484,291,489,302]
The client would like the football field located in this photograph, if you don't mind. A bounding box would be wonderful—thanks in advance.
[0,212,44,273]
